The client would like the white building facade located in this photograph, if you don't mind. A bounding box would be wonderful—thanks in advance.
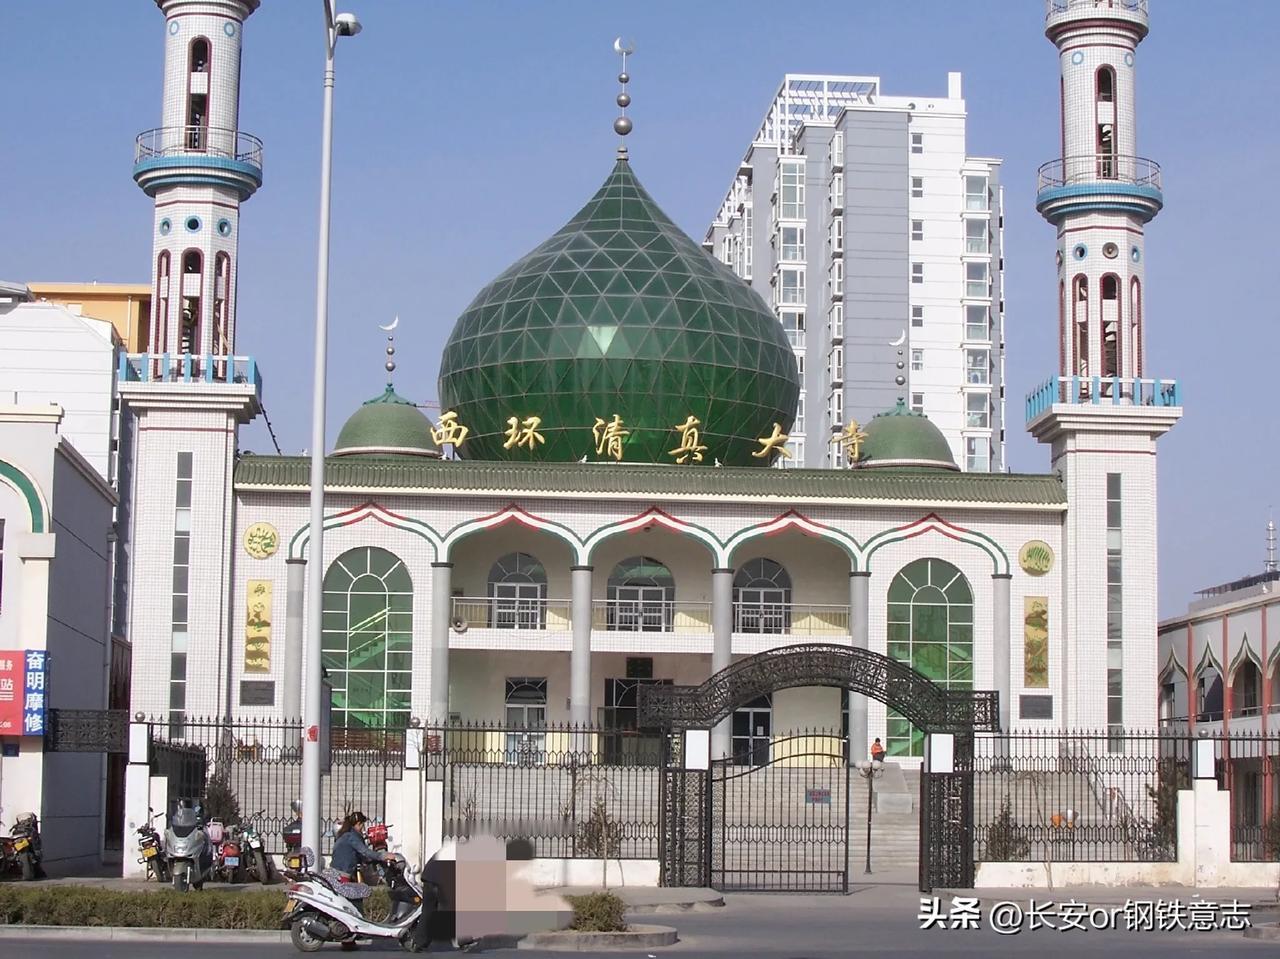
[704,74,1007,473]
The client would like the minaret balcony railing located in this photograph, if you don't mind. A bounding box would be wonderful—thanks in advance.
[118,352,263,398]
[1025,375,1179,422]
[135,126,263,170]
[1046,0,1148,29]
[1037,154,1160,192]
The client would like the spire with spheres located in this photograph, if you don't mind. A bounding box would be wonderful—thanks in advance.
[613,38,633,159]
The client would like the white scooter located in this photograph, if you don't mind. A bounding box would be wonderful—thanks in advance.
[163,799,212,892]
[281,847,436,953]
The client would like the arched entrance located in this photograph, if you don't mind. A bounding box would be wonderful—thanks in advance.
[638,643,999,893]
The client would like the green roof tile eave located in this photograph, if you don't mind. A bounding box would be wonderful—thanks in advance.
[233,456,1067,508]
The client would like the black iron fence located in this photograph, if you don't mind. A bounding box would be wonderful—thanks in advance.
[973,730,1190,863]
[1189,729,1280,862]
[422,721,663,860]
[147,716,403,855]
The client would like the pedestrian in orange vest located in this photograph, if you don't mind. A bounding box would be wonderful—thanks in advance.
[870,738,886,764]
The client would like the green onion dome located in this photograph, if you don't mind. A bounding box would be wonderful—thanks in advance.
[332,385,440,458]
[856,401,959,470]
[436,158,800,465]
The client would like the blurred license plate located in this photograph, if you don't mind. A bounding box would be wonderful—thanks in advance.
[283,898,297,915]
[224,856,239,866]
[143,847,158,858]
[14,839,29,850]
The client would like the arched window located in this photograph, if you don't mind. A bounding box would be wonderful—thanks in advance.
[1058,279,1065,382]
[733,558,793,634]
[607,556,674,632]
[1233,656,1262,717]
[213,253,230,356]
[322,547,412,728]
[1072,274,1089,382]
[1196,667,1224,722]
[1130,277,1143,377]
[154,251,171,354]
[1101,273,1121,380]
[180,250,202,355]
[186,38,211,150]
[1096,66,1115,103]
[885,558,974,757]
[486,552,547,630]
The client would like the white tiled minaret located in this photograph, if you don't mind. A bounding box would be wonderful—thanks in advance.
[121,0,262,728]
[134,0,262,357]
[1028,0,1180,731]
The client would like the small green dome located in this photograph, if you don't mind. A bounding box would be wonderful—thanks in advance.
[333,385,440,458]
[856,401,958,471]
[437,158,800,465]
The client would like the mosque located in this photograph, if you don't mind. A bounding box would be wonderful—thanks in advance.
[0,0,1183,868]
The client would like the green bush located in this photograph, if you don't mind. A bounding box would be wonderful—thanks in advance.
[0,885,392,930]
[565,892,627,933]
[982,796,1030,861]
[203,772,242,827]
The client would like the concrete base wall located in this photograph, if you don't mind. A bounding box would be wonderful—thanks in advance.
[513,858,661,889]
[977,780,1280,889]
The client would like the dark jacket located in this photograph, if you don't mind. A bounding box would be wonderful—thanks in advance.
[330,829,386,876]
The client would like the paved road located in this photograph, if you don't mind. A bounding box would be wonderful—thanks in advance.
[6,879,1276,957]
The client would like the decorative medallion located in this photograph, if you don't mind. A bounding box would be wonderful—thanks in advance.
[217,219,232,237]
[185,216,201,233]
[224,21,237,37]
[1019,540,1054,576]
[244,522,279,559]
[159,218,171,235]
[1124,52,1134,67]
[169,20,180,36]
[1131,246,1141,263]
[1072,244,1087,260]
[1071,51,1085,65]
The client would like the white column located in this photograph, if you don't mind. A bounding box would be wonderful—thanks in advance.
[992,574,1011,732]
[570,566,593,725]
[711,568,734,760]
[122,719,152,879]
[429,563,452,723]
[282,558,306,720]
[848,572,870,763]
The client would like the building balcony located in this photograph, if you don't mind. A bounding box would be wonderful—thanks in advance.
[133,126,263,200]
[118,353,263,401]
[448,597,850,642]
[1025,374,1180,423]
[1045,0,1148,37]
[1036,154,1162,223]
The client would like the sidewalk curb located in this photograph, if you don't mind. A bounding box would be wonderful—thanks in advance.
[0,926,291,943]
[517,924,678,951]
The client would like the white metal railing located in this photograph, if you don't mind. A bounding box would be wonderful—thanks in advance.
[1025,375,1180,421]
[593,600,710,634]
[1037,154,1161,191]
[450,597,571,632]
[135,126,263,170]
[118,353,262,393]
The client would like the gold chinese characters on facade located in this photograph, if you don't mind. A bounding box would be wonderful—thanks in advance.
[751,423,791,460]
[832,420,869,465]
[431,410,470,448]
[592,414,630,461]
[243,522,278,559]
[668,415,708,464]
[503,415,546,450]
[243,579,272,673]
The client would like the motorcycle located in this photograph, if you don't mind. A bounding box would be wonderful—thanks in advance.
[208,820,242,883]
[357,821,392,887]
[280,799,305,876]
[281,846,435,954]
[163,799,212,892]
[135,809,171,883]
[1,813,45,881]
[239,811,272,885]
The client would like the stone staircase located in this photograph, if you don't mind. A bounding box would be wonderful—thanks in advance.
[850,766,919,865]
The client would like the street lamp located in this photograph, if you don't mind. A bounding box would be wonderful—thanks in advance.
[855,759,884,875]
[301,0,361,864]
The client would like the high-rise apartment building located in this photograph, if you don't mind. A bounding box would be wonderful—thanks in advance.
[705,74,1005,471]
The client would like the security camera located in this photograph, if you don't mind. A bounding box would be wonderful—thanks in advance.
[334,12,362,36]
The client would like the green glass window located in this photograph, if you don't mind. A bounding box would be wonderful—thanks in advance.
[322,547,412,729]
[885,558,973,757]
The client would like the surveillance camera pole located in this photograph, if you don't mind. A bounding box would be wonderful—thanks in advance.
[302,0,359,866]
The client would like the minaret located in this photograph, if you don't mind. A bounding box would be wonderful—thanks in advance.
[1028,0,1180,731]
[133,0,262,358]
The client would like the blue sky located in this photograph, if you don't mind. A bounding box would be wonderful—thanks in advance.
[3,1,1278,617]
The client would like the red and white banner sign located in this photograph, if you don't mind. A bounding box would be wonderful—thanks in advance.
[0,653,23,734]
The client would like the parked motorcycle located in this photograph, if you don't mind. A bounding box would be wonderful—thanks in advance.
[357,821,392,887]
[281,846,434,953]
[280,799,305,876]
[1,813,45,881]
[208,819,242,883]
[239,811,272,885]
[135,809,171,883]
[163,799,212,892]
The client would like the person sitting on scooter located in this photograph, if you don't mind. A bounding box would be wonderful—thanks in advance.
[332,813,399,897]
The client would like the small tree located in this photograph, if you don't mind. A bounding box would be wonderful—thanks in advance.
[203,771,241,826]
[1144,758,1188,851]
[1263,812,1280,860]
[983,796,1029,861]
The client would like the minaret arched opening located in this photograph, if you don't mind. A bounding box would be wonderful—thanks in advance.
[186,37,211,151]
[213,252,231,355]
[153,251,170,354]
[1130,277,1143,377]
[1101,273,1121,381]
[1095,66,1117,179]
[1071,274,1089,379]
[180,249,203,354]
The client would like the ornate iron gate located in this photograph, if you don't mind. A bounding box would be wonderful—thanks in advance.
[658,732,707,887]
[919,734,974,892]
[709,733,850,893]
